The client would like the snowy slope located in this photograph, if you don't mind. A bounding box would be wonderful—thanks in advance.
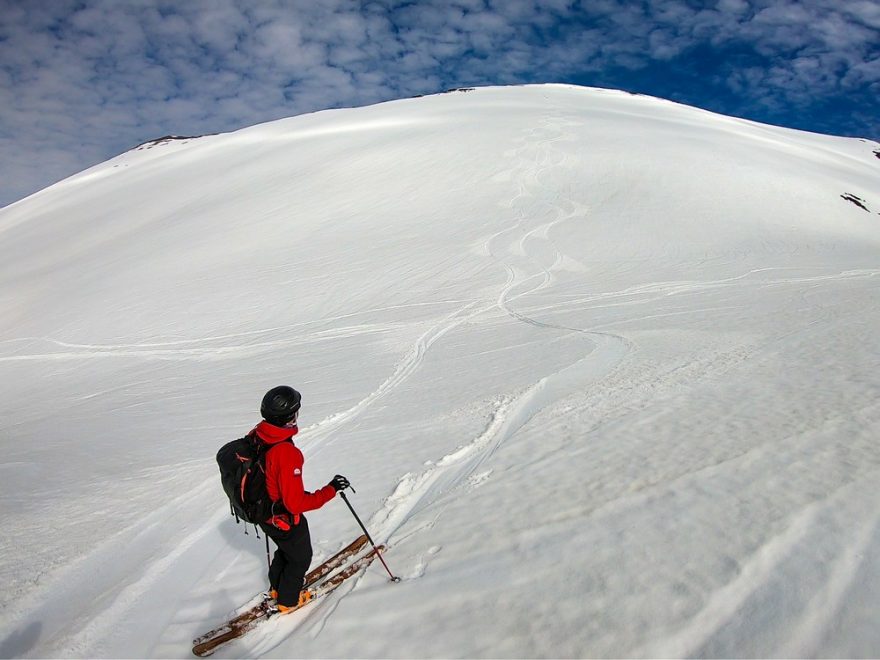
[1,84,879,658]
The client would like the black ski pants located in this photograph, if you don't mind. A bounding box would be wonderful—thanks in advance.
[259,515,313,607]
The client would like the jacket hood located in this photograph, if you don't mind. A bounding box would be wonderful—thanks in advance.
[253,420,299,444]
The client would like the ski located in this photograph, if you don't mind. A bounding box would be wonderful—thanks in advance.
[192,541,382,657]
[304,533,369,586]
[191,534,368,651]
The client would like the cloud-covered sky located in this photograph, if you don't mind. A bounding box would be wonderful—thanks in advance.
[1,0,878,208]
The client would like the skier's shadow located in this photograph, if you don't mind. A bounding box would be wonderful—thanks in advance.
[0,621,42,658]
[206,522,271,626]
[218,518,271,559]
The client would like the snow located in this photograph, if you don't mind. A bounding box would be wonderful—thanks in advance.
[1,84,879,658]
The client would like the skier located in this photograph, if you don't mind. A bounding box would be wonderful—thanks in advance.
[254,385,350,613]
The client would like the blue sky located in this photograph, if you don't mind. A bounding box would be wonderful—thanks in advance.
[1,0,878,208]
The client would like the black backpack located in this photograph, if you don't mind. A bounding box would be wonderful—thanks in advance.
[217,433,282,525]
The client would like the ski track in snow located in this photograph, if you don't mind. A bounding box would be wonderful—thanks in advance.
[302,300,485,453]
[367,330,626,546]
[359,111,632,559]
[0,301,465,363]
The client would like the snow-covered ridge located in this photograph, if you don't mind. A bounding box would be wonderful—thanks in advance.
[1,84,879,658]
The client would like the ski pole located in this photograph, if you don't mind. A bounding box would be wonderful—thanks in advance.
[339,490,400,582]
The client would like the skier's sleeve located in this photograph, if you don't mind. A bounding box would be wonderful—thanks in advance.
[277,444,336,514]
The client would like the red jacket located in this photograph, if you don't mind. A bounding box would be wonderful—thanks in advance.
[253,421,336,528]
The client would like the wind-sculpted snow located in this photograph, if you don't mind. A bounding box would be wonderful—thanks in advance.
[0,85,879,658]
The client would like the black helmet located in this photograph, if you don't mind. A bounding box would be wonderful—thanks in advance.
[261,386,302,426]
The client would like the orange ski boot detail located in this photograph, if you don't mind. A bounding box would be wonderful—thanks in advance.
[275,590,313,614]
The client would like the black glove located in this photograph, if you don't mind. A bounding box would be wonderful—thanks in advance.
[329,474,350,492]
